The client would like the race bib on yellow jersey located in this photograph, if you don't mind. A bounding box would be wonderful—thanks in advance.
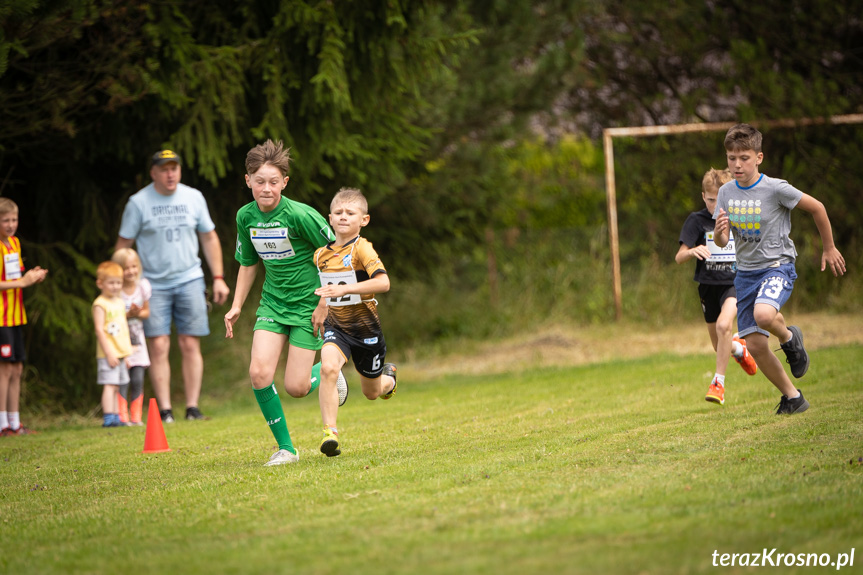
[319,270,361,307]
[250,228,295,260]
[3,252,21,280]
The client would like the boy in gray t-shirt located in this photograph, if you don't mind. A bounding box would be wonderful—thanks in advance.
[713,124,846,415]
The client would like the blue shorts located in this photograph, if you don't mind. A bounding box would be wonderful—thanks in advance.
[734,263,797,338]
[144,277,210,337]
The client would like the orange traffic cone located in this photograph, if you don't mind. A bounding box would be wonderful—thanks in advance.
[142,398,171,453]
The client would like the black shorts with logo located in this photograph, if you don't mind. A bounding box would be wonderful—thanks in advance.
[0,325,26,362]
[697,284,736,324]
[322,325,387,378]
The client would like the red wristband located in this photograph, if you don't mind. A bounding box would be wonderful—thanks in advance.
[213,275,224,280]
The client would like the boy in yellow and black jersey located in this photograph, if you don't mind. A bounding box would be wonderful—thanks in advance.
[316,237,386,341]
[313,188,397,457]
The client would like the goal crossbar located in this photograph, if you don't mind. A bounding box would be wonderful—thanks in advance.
[603,113,863,320]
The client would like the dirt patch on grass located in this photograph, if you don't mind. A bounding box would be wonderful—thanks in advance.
[405,312,863,379]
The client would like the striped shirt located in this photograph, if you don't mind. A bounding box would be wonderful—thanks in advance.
[0,236,27,326]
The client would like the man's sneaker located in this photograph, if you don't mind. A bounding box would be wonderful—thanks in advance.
[336,370,349,407]
[264,448,299,467]
[185,406,207,421]
[732,336,758,376]
[160,409,175,424]
[0,427,16,437]
[780,325,809,378]
[320,428,341,457]
[775,389,810,415]
[705,381,725,405]
[380,363,397,399]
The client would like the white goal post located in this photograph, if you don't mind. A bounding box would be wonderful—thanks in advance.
[603,113,863,320]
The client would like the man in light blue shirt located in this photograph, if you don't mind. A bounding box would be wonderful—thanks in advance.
[115,150,230,422]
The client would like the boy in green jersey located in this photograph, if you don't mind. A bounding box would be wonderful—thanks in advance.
[225,139,340,466]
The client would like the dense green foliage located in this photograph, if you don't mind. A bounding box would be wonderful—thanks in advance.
[1,0,861,410]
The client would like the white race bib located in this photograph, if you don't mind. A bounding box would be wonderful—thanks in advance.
[3,253,21,280]
[319,270,361,307]
[706,230,736,262]
[250,228,295,260]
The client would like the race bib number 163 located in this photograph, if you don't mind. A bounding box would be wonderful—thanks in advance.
[250,228,295,260]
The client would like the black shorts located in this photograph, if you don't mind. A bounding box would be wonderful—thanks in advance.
[0,325,26,362]
[697,284,737,324]
[322,327,387,378]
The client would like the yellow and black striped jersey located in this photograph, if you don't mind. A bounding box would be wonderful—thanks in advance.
[314,236,386,340]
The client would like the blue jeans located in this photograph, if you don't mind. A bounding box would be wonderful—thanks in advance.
[734,263,797,338]
[144,277,210,337]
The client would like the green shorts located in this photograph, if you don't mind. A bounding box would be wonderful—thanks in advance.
[254,305,323,351]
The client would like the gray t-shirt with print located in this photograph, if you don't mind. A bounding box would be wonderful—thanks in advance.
[714,174,802,271]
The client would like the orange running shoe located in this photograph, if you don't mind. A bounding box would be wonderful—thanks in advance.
[705,380,725,405]
[733,336,758,375]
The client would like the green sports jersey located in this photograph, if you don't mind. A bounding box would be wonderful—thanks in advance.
[235,196,334,326]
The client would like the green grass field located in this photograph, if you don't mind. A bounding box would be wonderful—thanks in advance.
[2,345,862,574]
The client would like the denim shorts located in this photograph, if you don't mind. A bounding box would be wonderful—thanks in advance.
[144,277,210,337]
[734,263,797,338]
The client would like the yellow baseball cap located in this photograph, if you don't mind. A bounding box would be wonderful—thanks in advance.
[151,150,182,166]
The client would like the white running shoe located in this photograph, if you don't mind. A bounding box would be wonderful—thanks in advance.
[337,370,349,407]
[264,449,299,466]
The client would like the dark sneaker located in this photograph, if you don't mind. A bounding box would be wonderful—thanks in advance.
[775,389,810,415]
[160,409,175,424]
[381,363,397,400]
[0,427,16,437]
[780,325,809,378]
[185,407,207,421]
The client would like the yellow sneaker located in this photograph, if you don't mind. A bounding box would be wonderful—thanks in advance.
[320,428,341,457]
[705,380,725,405]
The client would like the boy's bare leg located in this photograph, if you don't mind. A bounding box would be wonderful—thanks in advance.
[360,373,395,400]
[753,303,792,344]
[0,363,11,427]
[706,323,719,352]
[0,362,22,413]
[282,344,316,398]
[319,347,346,428]
[714,298,737,376]
[746,303,797,397]
[249,331,286,390]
